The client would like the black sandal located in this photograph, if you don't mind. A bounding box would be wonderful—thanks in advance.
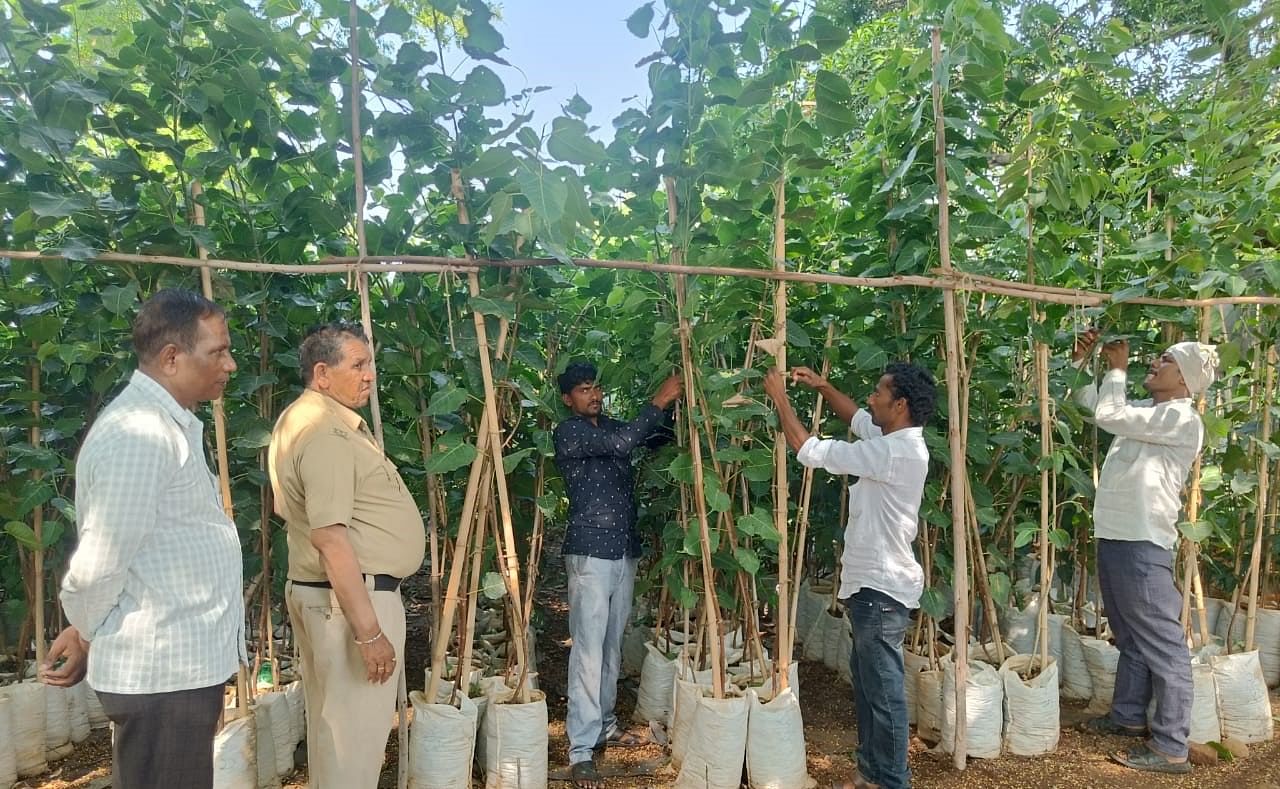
[1077,716,1148,737]
[571,760,604,789]
[1112,743,1191,774]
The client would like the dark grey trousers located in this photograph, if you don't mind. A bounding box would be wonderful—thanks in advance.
[1098,539,1192,758]
[96,683,224,789]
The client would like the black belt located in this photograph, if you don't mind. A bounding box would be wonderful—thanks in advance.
[291,574,401,592]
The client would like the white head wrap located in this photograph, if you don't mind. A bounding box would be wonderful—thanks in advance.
[1166,341,1218,396]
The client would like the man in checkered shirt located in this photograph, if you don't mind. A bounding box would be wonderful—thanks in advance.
[42,289,245,789]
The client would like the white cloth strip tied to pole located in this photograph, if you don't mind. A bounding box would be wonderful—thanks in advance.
[999,655,1060,756]
[1211,650,1274,743]
[407,690,478,789]
[745,688,808,789]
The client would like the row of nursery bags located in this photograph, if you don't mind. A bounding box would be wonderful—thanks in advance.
[0,679,107,787]
[211,682,306,789]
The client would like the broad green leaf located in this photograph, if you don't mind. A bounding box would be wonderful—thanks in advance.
[988,572,1011,606]
[427,386,471,416]
[919,587,948,620]
[465,147,518,181]
[101,282,140,316]
[626,3,654,38]
[231,424,273,450]
[1178,520,1212,543]
[734,546,761,576]
[30,191,88,218]
[547,117,607,166]
[460,65,506,106]
[4,521,40,551]
[469,296,517,320]
[377,5,412,35]
[425,437,478,474]
[800,15,849,54]
[502,447,534,473]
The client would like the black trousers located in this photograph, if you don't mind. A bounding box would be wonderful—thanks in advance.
[96,683,224,789]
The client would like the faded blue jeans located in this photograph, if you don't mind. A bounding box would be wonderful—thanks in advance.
[565,554,638,766]
[843,587,912,789]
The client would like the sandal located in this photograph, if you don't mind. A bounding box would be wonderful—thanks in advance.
[571,760,605,789]
[830,771,880,789]
[604,729,650,748]
[1111,743,1191,774]
[1076,716,1148,737]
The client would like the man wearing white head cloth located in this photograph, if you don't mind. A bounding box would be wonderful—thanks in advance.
[1069,329,1218,775]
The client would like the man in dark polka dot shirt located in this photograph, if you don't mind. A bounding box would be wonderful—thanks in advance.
[554,361,681,788]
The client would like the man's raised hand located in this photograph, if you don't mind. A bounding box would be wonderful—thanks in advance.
[1072,327,1101,363]
[790,366,829,391]
[652,373,684,409]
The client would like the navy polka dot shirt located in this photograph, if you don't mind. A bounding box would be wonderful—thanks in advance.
[554,404,673,559]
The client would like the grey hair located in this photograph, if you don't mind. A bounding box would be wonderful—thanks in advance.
[299,322,368,385]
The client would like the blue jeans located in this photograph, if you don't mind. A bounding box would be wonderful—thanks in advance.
[843,588,911,789]
[565,554,637,765]
[1098,539,1192,759]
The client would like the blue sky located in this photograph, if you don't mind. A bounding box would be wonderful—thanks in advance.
[490,0,655,139]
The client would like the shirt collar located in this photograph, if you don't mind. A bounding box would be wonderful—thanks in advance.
[130,370,199,429]
[299,387,368,433]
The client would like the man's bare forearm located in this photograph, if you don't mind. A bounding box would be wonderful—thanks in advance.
[312,526,380,640]
[817,381,859,425]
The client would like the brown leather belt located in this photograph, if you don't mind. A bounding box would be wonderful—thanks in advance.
[291,573,401,592]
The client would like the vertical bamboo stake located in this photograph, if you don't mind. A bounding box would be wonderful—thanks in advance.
[771,172,793,686]
[191,181,248,713]
[1036,342,1052,672]
[666,176,725,698]
[30,352,45,667]
[1245,347,1275,650]
[454,469,493,705]
[1181,306,1211,644]
[933,27,969,768]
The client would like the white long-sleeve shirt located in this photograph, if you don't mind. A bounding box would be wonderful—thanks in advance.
[1078,368,1203,549]
[796,409,927,608]
[61,371,246,694]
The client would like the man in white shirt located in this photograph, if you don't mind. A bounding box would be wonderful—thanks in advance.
[764,361,935,789]
[41,289,244,789]
[1072,329,1217,775]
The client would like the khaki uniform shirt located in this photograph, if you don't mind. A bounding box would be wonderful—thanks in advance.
[269,389,425,581]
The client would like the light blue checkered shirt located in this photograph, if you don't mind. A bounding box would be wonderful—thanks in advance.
[61,370,246,694]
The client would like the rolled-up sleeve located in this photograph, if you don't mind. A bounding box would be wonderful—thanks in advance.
[62,418,171,640]
[796,434,894,481]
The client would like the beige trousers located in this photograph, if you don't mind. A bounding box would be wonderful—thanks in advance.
[286,578,405,788]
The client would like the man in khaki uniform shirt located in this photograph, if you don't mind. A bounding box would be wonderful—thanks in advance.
[269,322,425,788]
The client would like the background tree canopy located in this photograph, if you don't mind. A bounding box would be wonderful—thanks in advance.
[1,0,1277,664]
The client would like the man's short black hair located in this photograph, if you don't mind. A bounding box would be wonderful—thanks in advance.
[558,361,598,394]
[884,362,937,427]
[299,322,367,386]
[132,288,224,363]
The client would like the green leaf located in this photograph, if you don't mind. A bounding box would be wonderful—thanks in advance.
[626,3,654,38]
[469,295,517,320]
[465,147,518,181]
[547,117,607,166]
[667,451,694,483]
[988,572,1011,606]
[100,282,140,315]
[462,13,507,61]
[30,191,89,218]
[1178,520,1212,542]
[1013,522,1038,549]
[734,546,761,576]
[801,15,849,54]
[231,424,272,450]
[424,437,478,474]
[4,521,40,550]
[460,65,506,106]
[502,447,534,473]
[919,587,948,620]
[814,70,856,136]
[426,386,471,416]
[377,5,412,35]
[481,571,508,600]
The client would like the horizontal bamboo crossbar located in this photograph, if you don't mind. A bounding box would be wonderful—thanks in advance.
[4,248,1280,308]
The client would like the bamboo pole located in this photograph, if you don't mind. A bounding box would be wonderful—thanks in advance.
[29,351,45,667]
[7,248,1280,308]
[1036,342,1052,672]
[1181,307,1212,644]
[454,466,493,705]
[771,173,793,687]
[933,27,970,768]
[1244,346,1275,650]
[666,176,725,698]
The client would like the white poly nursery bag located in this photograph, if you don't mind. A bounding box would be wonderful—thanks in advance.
[940,658,1003,759]
[735,661,800,701]
[84,685,109,729]
[1188,658,1220,745]
[6,682,47,777]
[67,682,91,744]
[481,688,548,789]
[669,676,705,770]
[634,641,679,724]
[822,612,849,673]
[408,690,478,789]
[43,682,73,761]
[999,655,1059,756]
[1004,600,1038,656]
[903,651,931,726]
[1057,625,1093,702]
[1079,637,1120,714]
[834,626,854,684]
[258,690,294,778]
[1210,650,1274,744]
[915,669,944,743]
[251,693,281,788]
[622,624,649,678]
[283,682,305,753]
[0,692,17,789]
[674,691,750,789]
[746,688,807,789]
[1200,597,1228,641]
[1226,608,1280,687]
[212,715,257,789]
